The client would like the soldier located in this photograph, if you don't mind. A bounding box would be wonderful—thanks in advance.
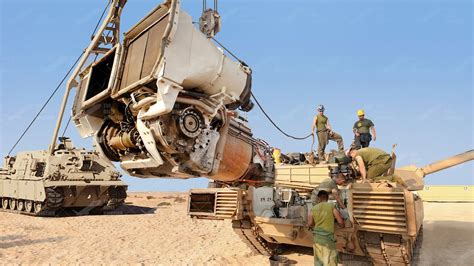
[311,105,344,160]
[353,109,376,148]
[308,190,345,266]
[347,146,392,183]
[310,175,346,209]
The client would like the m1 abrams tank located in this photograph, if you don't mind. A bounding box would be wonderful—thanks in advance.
[188,150,473,265]
[0,138,127,216]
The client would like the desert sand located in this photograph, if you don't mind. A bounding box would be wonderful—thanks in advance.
[1,192,473,265]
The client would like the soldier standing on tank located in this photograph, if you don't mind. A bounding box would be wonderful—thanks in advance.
[308,190,345,266]
[311,105,344,160]
[353,109,376,149]
[347,146,392,183]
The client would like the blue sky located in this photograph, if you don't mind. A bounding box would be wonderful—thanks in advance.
[0,0,472,191]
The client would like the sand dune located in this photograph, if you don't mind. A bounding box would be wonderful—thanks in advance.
[1,192,473,265]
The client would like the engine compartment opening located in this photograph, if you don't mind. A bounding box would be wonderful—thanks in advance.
[85,51,116,101]
[189,192,216,215]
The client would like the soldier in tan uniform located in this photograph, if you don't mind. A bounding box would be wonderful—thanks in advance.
[311,105,344,160]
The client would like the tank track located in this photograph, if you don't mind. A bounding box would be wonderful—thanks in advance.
[0,187,64,217]
[356,228,424,266]
[232,219,274,256]
[0,187,127,216]
[411,226,423,266]
[46,187,64,209]
[339,254,371,266]
[102,187,127,211]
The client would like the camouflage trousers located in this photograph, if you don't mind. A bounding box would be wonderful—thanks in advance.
[317,130,344,159]
[367,158,392,180]
[313,242,338,266]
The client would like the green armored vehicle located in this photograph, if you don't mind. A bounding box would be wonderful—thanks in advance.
[0,138,127,216]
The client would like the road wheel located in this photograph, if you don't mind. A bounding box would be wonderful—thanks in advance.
[9,198,17,210]
[34,202,44,214]
[25,200,33,213]
[2,198,8,210]
[17,200,25,211]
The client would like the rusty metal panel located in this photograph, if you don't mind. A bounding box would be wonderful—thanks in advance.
[212,134,252,182]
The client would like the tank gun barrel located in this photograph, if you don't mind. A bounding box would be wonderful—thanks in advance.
[395,149,473,190]
[419,149,474,177]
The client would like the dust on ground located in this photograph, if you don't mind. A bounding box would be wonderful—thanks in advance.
[1,192,472,265]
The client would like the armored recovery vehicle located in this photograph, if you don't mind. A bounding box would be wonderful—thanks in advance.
[0,138,127,216]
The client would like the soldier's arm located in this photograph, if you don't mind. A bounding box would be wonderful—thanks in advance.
[371,126,376,141]
[355,156,367,182]
[326,120,332,131]
[332,188,346,209]
[312,116,317,135]
[353,122,359,136]
[333,208,345,228]
[310,189,318,205]
[308,212,315,227]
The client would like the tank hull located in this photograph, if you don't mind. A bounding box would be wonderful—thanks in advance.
[188,164,425,265]
[0,146,127,216]
[252,184,424,263]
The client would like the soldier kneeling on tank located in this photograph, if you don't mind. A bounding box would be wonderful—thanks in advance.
[346,146,392,183]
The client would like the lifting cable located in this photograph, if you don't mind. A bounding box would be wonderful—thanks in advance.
[250,92,312,140]
[202,0,218,12]
[61,117,72,139]
[211,37,245,65]
[7,53,83,156]
[6,0,112,156]
[211,36,312,142]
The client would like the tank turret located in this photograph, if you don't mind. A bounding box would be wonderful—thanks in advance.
[395,150,474,190]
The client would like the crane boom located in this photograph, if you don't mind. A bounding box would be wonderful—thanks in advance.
[49,0,126,154]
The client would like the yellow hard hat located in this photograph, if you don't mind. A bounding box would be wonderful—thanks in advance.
[357,109,365,116]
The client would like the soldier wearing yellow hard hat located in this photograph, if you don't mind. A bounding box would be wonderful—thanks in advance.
[353,109,376,148]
